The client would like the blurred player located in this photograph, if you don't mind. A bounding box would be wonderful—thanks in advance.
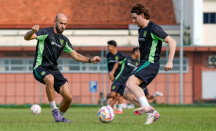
[124,3,176,124]
[108,47,140,114]
[98,92,105,106]
[101,40,126,110]
[144,88,163,100]
[24,13,101,122]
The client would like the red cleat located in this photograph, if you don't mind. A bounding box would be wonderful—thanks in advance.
[134,106,154,115]
[114,110,123,114]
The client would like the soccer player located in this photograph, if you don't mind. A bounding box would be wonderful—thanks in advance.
[24,13,101,122]
[101,40,126,110]
[108,47,140,114]
[124,3,176,124]
[144,88,163,100]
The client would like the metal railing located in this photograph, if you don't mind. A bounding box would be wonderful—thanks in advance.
[0,58,188,73]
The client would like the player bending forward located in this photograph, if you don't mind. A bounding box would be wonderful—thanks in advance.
[24,13,101,122]
[124,3,176,124]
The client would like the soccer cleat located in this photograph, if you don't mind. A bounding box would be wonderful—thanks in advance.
[133,106,154,115]
[52,109,72,123]
[114,110,123,114]
[155,91,163,96]
[144,111,160,125]
[61,117,73,123]
[52,109,63,122]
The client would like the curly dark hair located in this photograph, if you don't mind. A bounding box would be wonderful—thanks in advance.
[131,3,151,20]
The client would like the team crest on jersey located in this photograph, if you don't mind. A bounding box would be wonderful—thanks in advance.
[60,39,64,45]
[112,86,116,90]
[135,62,139,66]
[143,31,147,37]
[115,56,119,60]
[41,71,46,76]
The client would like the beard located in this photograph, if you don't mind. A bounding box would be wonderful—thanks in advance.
[137,23,142,27]
[56,25,64,34]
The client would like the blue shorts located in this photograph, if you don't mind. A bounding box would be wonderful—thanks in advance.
[110,80,125,96]
[130,61,159,89]
[33,66,67,93]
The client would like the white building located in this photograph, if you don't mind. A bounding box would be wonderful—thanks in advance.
[173,0,216,46]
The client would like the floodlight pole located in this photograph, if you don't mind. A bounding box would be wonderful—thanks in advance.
[180,0,184,104]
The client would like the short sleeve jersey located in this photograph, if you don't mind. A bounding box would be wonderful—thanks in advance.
[138,21,168,64]
[115,55,139,83]
[34,27,74,70]
[106,51,126,77]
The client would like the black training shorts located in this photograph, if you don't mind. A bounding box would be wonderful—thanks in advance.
[110,80,126,96]
[33,66,67,93]
[130,61,159,89]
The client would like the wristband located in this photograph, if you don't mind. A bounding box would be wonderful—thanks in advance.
[89,58,92,63]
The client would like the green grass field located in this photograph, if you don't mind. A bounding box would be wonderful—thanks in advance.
[0,107,215,131]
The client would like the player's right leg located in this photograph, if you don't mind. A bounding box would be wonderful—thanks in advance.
[103,80,120,108]
[126,75,154,115]
[124,86,160,124]
[51,70,72,122]
[109,93,120,107]
[102,91,117,107]
[115,96,124,114]
[58,82,73,122]
[128,61,160,124]
[123,87,141,107]
[106,91,118,99]
[115,84,126,114]
[33,67,63,122]
[144,111,160,124]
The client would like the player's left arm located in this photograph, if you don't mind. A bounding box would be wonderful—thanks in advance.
[64,38,101,63]
[152,25,176,71]
[69,50,101,63]
[164,36,176,71]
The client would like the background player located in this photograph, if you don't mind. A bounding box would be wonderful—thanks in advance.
[24,13,101,122]
[124,3,176,124]
[108,47,140,114]
[127,88,163,109]
[144,88,163,100]
[101,40,126,110]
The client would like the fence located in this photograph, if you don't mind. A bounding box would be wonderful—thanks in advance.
[0,46,192,105]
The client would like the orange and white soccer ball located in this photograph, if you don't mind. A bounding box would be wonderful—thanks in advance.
[30,104,41,115]
[97,106,115,123]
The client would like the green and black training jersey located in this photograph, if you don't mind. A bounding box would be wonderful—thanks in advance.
[115,55,139,83]
[106,51,126,77]
[34,27,74,70]
[138,21,168,64]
